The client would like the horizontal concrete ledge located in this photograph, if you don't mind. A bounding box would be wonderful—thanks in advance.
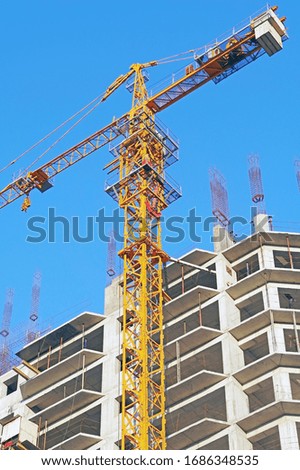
[166,370,226,407]
[238,400,300,433]
[165,326,222,364]
[20,349,104,399]
[19,439,40,450]
[227,268,300,300]
[164,286,219,322]
[29,389,103,427]
[167,418,228,450]
[0,412,16,426]
[17,311,105,362]
[117,285,219,325]
[223,232,300,264]
[165,249,216,284]
[230,309,300,341]
[51,432,102,450]
[234,352,300,385]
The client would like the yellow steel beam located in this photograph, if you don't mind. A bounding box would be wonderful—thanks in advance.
[22,360,40,375]
[12,367,29,380]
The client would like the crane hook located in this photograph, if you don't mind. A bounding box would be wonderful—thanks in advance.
[21,195,31,212]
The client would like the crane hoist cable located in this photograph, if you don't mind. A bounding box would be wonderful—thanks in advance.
[0,90,106,176]
[155,49,196,64]
[23,96,104,175]
[0,47,220,180]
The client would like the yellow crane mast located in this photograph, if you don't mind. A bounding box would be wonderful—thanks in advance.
[0,6,287,450]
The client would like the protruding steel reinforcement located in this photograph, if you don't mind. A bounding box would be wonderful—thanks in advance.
[248,154,266,214]
[0,288,14,375]
[295,160,300,192]
[209,167,230,227]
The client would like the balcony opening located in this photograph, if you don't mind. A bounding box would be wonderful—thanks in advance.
[245,377,275,412]
[278,288,300,310]
[233,254,260,282]
[274,250,291,268]
[243,333,269,366]
[290,374,300,400]
[198,435,229,450]
[166,267,217,299]
[164,301,220,343]
[294,253,300,269]
[44,405,101,449]
[165,342,223,387]
[4,375,18,396]
[83,328,104,352]
[28,364,103,414]
[85,364,103,392]
[167,386,227,436]
[297,422,300,447]
[274,250,300,269]
[252,426,281,450]
[284,329,300,352]
[36,326,104,371]
[237,292,264,322]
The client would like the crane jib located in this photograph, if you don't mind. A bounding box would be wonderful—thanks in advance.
[146,16,287,113]
[0,7,287,212]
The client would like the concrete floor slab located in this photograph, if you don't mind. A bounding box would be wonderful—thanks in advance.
[223,232,300,264]
[238,400,300,433]
[21,349,104,399]
[166,250,216,284]
[51,432,102,450]
[17,312,105,362]
[165,326,222,363]
[230,309,300,341]
[234,353,300,385]
[166,370,226,407]
[30,389,103,426]
[164,286,219,322]
[227,269,300,300]
[167,418,228,449]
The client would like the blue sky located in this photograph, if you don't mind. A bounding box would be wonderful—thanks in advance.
[0,1,298,341]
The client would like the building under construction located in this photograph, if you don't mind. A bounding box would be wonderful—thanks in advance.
[1,215,300,450]
[0,5,297,451]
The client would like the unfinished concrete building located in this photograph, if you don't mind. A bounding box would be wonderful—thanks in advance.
[162,224,300,450]
[1,220,300,450]
[0,5,291,451]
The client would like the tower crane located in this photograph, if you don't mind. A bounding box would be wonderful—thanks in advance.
[0,6,287,450]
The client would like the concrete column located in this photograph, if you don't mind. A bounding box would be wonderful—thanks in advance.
[222,335,244,375]
[219,294,239,331]
[278,419,299,449]
[104,277,122,315]
[101,278,122,449]
[261,246,275,269]
[266,285,280,309]
[101,313,121,449]
[0,381,6,399]
[273,370,292,401]
[215,256,236,292]
[225,378,249,422]
[213,225,234,253]
[268,325,285,354]
[100,391,120,450]
[253,213,271,233]
[228,425,252,450]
